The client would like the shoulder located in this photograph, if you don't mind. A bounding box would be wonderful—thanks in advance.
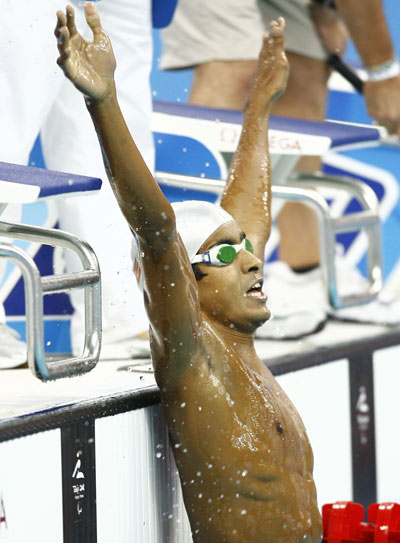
[151,319,222,390]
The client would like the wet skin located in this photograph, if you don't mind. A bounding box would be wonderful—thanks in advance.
[154,221,320,543]
[55,7,321,542]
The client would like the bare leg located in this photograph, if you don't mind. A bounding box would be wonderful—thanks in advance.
[272,52,330,269]
[189,59,258,109]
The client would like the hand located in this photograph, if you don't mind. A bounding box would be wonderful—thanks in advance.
[55,3,116,102]
[310,4,348,57]
[253,18,289,104]
[363,76,400,136]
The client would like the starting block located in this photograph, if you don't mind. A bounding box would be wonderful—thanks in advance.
[0,161,102,381]
[323,501,400,543]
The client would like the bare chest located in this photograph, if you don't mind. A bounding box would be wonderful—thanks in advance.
[164,341,311,474]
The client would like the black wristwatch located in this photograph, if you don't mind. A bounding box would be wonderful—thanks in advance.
[313,0,336,8]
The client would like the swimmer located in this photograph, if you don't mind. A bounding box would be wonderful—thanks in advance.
[55,5,321,542]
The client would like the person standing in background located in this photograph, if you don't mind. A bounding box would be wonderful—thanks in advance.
[160,0,400,335]
[0,0,166,364]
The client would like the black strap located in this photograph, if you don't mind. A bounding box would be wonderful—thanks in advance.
[327,54,364,94]
[313,0,336,9]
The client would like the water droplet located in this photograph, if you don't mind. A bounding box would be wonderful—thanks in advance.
[156,452,162,458]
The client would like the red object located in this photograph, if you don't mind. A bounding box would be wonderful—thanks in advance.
[322,502,400,542]
[323,502,366,543]
[368,503,400,543]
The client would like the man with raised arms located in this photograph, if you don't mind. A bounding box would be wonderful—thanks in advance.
[55,5,321,541]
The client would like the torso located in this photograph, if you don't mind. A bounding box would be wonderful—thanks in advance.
[155,320,322,543]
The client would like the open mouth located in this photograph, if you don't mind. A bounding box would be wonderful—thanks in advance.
[246,280,267,301]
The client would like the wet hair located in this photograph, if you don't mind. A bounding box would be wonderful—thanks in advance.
[192,263,207,281]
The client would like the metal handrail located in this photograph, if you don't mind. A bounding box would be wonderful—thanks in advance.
[288,172,382,307]
[0,221,101,381]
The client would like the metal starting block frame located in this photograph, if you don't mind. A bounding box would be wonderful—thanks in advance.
[287,171,382,308]
[0,161,102,381]
[155,170,382,309]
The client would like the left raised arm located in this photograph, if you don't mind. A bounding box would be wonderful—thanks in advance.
[220,18,289,260]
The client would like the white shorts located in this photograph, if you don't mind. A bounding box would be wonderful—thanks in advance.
[161,0,326,70]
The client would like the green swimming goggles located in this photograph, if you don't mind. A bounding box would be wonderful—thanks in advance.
[191,238,254,267]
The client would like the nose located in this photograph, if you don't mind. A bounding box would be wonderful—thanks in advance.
[239,248,262,272]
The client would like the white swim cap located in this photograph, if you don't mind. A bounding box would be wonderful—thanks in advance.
[172,200,235,262]
[131,200,235,291]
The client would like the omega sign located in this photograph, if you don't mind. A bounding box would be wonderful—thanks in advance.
[269,134,302,152]
[219,127,303,152]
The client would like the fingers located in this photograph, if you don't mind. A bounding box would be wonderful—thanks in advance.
[273,16,286,34]
[261,17,285,51]
[54,9,66,40]
[56,28,72,70]
[66,4,78,37]
[84,2,103,43]
[269,17,285,48]
[55,10,70,55]
[55,9,73,73]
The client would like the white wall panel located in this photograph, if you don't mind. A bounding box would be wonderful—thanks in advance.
[374,345,400,502]
[96,406,192,542]
[0,430,63,542]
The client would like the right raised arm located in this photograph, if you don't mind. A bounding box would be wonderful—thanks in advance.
[55,4,203,380]
[55,4,174,250]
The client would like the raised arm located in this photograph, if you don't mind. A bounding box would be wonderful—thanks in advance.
[55,4,202,379]
[55,4,174,249]
[219,19,289,261]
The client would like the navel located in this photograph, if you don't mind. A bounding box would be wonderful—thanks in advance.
[275,421,284,435]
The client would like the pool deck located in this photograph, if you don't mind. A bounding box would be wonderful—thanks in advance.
[1,320,398,424]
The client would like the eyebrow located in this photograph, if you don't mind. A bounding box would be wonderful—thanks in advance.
[209,231,246,249]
